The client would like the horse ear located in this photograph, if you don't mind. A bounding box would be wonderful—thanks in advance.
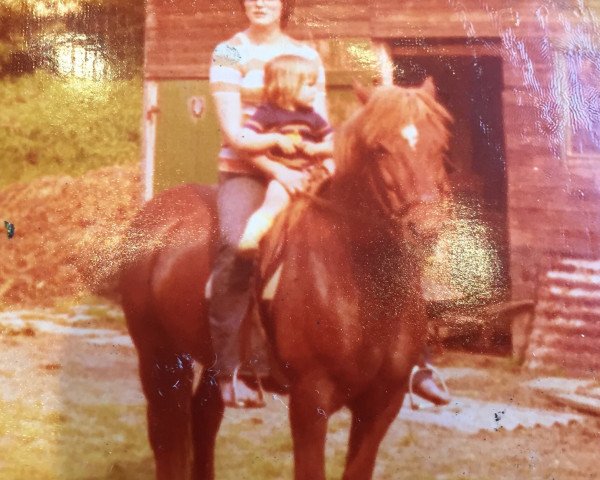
[421,76,436,97]
[353,80,372,104]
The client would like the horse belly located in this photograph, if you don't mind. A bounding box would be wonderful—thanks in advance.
[151,243,213,360]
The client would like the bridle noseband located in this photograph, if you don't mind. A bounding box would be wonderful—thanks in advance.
[368,152,442,227]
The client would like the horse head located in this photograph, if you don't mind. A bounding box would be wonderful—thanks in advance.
[335,77,453,245]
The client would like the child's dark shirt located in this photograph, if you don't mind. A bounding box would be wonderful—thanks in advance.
[244,103,332,164]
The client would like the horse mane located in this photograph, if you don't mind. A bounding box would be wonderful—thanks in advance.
[334,85,453,177]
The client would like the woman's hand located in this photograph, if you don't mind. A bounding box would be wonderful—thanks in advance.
[249,155,308,194]
[298,139,333,158]
[273,165,309,195]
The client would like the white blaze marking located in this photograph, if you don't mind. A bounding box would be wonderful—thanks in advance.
[401,124,419,150]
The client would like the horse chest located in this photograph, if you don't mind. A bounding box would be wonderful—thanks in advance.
[352,244,414,312]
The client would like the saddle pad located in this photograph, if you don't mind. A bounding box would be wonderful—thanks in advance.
[203,263,283,301]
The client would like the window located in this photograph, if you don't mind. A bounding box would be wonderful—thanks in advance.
[565,51,600,157]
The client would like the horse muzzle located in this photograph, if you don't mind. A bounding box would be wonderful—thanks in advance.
[400,200,451,247]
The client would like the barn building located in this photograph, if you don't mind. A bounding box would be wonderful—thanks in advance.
[142,0,600,374]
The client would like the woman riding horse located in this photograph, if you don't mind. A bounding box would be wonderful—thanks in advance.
[208,0,449,408]
[208,0,329,407]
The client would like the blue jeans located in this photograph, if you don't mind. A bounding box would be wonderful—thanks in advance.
[209,173,267,376]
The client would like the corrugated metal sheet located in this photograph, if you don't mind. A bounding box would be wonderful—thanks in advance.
[526,258,600,375]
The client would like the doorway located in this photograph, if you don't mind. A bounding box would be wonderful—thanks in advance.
[393,47,510,300]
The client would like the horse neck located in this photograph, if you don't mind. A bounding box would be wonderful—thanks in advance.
[322,124,418,274]
[329,122,387,228]
[318,174,420,316]
[325,174,383,231]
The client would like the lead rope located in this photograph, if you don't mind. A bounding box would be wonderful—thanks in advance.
[296,174,400,232]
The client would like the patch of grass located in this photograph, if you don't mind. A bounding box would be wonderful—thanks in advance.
[215,411,354,478]
[216,426,294,479]
[52,296,126,329]
[0,72,142,188]
[0,400,152,480]
[11,311,41,321]
[76,307,125,329]
[52,294,116,310]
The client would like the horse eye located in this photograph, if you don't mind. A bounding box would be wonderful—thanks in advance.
[375,143,390,156]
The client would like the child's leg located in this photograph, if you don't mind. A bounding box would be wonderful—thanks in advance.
[238,180,290,251]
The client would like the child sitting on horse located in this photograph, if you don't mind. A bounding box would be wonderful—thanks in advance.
[236,54,335,253]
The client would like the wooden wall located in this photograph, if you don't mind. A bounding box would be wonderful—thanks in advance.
[145,0,600,301]
[500,30,600,299]
[145,1,593,79]
[145,1,245,79]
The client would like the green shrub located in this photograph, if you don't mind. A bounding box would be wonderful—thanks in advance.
[0,72,142,187]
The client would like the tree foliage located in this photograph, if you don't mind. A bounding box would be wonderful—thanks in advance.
[0,0,144,77]
[0,71,142,186]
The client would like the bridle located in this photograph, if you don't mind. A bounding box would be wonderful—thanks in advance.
[298,153,443,235]
[366,149,442,227]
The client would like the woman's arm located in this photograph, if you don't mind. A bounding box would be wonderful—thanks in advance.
[298,132,334,158]
[211,92,246,150]
[238,127,300,154]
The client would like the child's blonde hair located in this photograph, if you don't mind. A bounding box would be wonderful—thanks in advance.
[263,55,318,110]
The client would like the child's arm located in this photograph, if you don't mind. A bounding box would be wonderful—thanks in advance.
[298,132,334,158]
[236,127,298,154]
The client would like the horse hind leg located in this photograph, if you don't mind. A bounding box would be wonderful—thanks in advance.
[191,368,224,480]
[342,385,407,480]
[138,346,195,480]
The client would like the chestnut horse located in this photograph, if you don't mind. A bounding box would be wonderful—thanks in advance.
[119,79,452,480]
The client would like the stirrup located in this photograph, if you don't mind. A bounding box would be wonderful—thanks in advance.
[408,363,450,411]
[231,365,266,408]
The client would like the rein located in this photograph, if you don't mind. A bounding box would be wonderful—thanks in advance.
[297,176,433,232]
[297,161,438,232]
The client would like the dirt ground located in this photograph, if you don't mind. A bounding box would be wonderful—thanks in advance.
[0,165,141,307]
[0,303,598,480]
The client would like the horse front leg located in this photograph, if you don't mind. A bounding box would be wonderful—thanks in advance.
[138,347,195,480]
[289,376,339,480]
[191,369,224,480]
[343,383,407,480]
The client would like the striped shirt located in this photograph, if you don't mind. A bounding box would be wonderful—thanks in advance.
[209,32,326,174]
